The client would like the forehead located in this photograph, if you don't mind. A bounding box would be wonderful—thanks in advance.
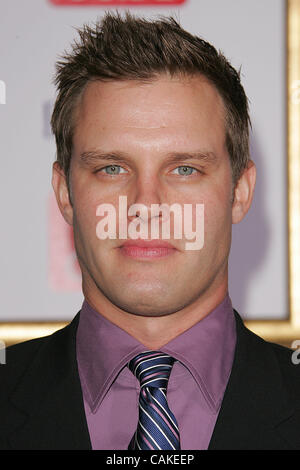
[72,74,226,154]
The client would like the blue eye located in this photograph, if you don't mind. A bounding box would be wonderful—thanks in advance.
[101,165,126,175]
[173,166,197,176]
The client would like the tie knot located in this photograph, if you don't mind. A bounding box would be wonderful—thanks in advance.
[128,351,175,390]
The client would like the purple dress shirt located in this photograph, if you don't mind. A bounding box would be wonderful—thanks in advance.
[76,294,236,450]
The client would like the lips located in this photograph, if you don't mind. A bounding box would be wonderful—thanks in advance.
[119,239,177,259]
[120,239,175,249]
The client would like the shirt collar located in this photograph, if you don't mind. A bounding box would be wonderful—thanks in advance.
[161,295,236,410]
[76,294,236,413]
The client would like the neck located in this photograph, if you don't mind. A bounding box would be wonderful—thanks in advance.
[82,275,228,350]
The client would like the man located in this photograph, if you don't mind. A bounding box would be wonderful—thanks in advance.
[1,11,300,450]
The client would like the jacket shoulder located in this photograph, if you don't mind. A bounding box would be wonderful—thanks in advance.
[0,336,51,396]
[234,310,300,411]
[268,340,300,398]
[0,314,79,400]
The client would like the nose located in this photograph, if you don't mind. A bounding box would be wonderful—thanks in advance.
[128,173,165,224]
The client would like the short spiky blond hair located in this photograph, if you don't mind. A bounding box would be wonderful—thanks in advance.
[51,11,250,192]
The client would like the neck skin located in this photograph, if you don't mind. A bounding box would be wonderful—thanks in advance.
[81,266,228,350]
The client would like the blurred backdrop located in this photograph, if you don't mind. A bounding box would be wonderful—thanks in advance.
[0,0,288,325]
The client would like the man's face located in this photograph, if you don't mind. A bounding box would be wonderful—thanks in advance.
[64,75,236,317]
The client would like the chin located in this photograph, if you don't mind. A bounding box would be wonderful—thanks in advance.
[120,306,178,318]
[111,293,188,318]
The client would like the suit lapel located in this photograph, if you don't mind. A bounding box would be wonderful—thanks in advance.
[6,308,299,450]
[209,311,296,449]
[8,313,92,450]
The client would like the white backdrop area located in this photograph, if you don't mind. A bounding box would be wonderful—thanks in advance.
[0,0,287,321]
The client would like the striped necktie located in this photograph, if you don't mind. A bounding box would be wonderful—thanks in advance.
[127,350,181,450]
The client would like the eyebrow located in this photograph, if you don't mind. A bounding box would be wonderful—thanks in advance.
[79,149,218,166]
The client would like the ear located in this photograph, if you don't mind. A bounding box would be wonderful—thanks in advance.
[232,160,256,224]
[51,161,73,226]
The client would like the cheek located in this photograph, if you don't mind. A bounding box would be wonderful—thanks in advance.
[71,175,108,229]
[72,189,101,244]
[202,189,233,240]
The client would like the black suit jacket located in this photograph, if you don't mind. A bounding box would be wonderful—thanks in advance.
[1,310,300,450]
